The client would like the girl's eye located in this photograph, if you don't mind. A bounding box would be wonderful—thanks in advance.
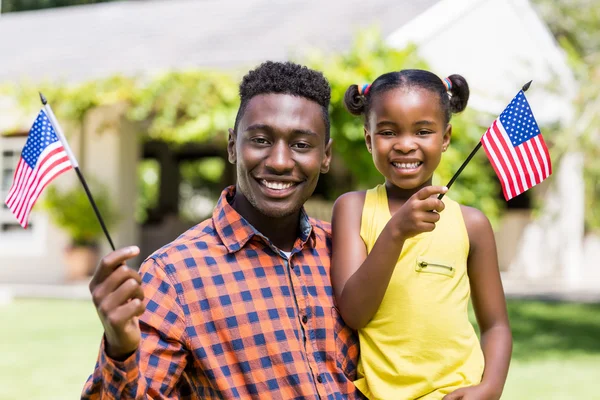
[379,130,395,136]
[416,130,433,136]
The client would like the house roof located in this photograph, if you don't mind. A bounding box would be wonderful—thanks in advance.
[0,0,438,84]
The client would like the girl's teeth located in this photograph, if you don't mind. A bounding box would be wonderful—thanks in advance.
[393,162,420,169]
[261,180,294,190]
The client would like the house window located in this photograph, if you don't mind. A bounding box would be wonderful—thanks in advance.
[1,150,17,209]
[0,148,33,232]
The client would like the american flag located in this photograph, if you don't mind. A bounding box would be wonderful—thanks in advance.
[4,110,73,228]
[481,90,552,200]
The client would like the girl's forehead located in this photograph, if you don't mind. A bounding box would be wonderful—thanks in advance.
[370,87,444,121]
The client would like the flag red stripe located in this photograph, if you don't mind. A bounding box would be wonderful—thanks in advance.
[15,155,70,221]
[19,164,72,228]
[481,126,515,200]
[514,143,534,188]
[492,122,526,194]
[537,134,552,176]
[14,154,70,220]
[522,141,542,184]
[8,164,32,209]
[487,123,521,197]
[11,145,68,214]
[529,136,547,179]
[6,159,27,205]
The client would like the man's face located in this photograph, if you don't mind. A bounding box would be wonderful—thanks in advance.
[228,93,332,218]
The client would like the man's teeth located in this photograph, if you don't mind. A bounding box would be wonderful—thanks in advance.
[392,162,421,169]
[261,180,295,190]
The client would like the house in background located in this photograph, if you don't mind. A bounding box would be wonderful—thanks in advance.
[0,0,594,289]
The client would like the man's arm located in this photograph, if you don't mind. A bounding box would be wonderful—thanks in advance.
[82,250,189,399]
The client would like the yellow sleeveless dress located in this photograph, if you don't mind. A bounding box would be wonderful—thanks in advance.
[354,184,484,399]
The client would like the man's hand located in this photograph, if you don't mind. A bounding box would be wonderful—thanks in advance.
[89,246,145,360]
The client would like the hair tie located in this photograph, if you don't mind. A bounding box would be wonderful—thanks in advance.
[442,77,452,91]
[358,83,371,96]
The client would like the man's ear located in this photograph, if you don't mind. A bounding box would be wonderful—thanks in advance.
[442,124,452,152]
[321,138,333,173]
[227,128,237,164]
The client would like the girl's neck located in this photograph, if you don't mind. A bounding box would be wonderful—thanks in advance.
[384,179,433,202]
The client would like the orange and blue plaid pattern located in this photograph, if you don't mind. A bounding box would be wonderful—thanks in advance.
[82,186,363,399]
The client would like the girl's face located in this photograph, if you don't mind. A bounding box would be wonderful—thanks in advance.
[365,87,451,196]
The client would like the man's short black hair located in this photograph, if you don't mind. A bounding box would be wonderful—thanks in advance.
[234,61,331,141]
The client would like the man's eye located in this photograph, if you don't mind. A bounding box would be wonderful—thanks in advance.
[252,138,269,144]
[292,142,311,149]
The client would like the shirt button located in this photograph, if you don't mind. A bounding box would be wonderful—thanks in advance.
[317,375,323,383]
[302,315,308,324]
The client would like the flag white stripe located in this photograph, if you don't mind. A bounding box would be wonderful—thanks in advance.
[517,143,538,185]
[488,126,522,197]
[19,161,72,226]
[8,165,32,210]
[6,159,27,205]
[15,153,70,222]
[525,140,544,183]
[533,136,550,177]
[496,121,529,192]
[482,133,514,199]
[10,142,65,212]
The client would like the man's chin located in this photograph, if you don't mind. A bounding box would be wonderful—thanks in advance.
[257,204,302,219]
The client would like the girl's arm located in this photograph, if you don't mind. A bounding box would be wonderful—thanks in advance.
[445,206,512,400]
[331,186,446,330]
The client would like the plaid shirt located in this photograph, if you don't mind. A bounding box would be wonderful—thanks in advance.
[82,186,363,400]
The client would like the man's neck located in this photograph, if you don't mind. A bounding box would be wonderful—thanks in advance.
[230,191,301,252]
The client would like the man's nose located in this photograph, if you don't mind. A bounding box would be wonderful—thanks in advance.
[265,142,295,173]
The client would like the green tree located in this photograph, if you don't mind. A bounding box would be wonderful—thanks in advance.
[307,29,502,222]
[1,30,505,224]
[532,0,600,231]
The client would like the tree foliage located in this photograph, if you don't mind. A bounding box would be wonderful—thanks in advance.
[1,29,505,224]
[532,0,600,232]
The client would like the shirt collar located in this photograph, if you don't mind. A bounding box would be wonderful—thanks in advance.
[213,186,316,253]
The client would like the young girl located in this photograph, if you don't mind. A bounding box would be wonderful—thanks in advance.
[331,70,512,400]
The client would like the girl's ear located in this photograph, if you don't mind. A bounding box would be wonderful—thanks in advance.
[364,127,372,153]
[442,124,452,152]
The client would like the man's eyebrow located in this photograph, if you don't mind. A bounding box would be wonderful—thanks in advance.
[245,125,319,138]
[292,129,319,137]
[245,124,273,133]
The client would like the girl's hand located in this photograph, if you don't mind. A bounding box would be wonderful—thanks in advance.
[442,384,499,400]
[389,185,448,241]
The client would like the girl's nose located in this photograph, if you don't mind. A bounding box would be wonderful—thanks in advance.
[393,135,418,153]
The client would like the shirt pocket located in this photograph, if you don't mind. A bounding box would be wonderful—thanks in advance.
[331,306,359,381]
[415,256,456,278]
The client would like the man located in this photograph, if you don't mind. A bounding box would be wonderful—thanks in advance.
[82,61,364,399]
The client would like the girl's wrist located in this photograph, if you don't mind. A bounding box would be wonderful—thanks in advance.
[478,379,503,400]
[383,221,407,243]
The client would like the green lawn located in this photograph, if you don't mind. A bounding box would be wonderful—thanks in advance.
[0,299,599,399]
